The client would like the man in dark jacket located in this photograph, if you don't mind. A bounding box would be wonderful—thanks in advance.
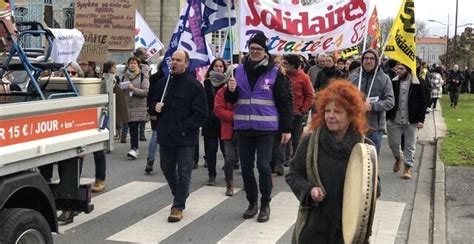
[149,50,208,223]
[447,64,465,108]
[386,63,426,179]
[225,32,293,223]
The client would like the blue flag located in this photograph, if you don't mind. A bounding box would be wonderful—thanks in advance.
[161,0,211,76]
[221,29,233,61]
[201,0,236,34]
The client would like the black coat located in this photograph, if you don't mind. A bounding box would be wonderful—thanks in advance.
[149,72,208,146]
[314,66,343,91]
[386,77,427,124]
[202,79,224,138]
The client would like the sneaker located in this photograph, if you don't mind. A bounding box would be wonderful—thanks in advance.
[139,135,147,141]
[402,165,412,179]
[127,149,139,159]
[242,202,258,219]
[426,108,432,113]
[91,179,105,193]
[168,207,183,222]
[393,157,403,172]
[145,160,154,173]
[257,203,271,223]
[206,176,216,186]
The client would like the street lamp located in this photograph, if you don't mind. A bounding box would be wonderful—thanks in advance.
[429,16,450,66]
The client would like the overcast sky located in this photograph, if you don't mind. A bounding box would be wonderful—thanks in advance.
[373,0,473,37]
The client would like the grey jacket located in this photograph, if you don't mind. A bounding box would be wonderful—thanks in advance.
[349,67,394,131]
[121,73,149,122]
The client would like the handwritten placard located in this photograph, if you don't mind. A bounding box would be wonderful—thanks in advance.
[75,0,136,62]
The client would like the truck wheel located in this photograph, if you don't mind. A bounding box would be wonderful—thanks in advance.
[0,208,53,244]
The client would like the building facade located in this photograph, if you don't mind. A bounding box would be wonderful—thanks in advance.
[416,37,447,65]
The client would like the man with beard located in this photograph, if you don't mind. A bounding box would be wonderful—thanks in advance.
[386,63,427,179]
[313,54,343,92]
[149,50,208,222]
[348,49,394,155]
[225,32,293,222]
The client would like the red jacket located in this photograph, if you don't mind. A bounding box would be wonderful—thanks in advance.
[288,69,314,114]
[214,86,235,140]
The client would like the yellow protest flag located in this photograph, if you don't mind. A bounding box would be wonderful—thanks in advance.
[341,46,359,59]
[384,0,417,81]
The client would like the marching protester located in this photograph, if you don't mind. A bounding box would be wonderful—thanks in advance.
[281,54,314,157]
[202,58,228,186]
[214,81,239,196]
[313,54,344,92]
[225,32,293,222]
[348,49,394,155]
[428,66,444,112]
[149,49,208,222]
[120,56,149,159]
[307,53,326,87]
[446,64,465,109]
[286,80,371,243]
[145,56,164,173]
[386,63,427,179]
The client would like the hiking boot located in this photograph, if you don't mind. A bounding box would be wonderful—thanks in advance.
[225,180,234,196]
[257,203,271,223]
[57,210,77,224]
[242,202,258,219]
[139,135,147,141]
[402,165,412,179]
[393,157,403,172]
[120,135,127,143]
[168,207,183,222]
[206,176,216,186]
[145,160,154,173]
[91,179,105,193]
[274,165,284,176]
[127,149,139,159]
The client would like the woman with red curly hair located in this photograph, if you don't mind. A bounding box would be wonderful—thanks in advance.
[286,80,370,243]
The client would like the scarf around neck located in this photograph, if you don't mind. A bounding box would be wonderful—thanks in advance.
[126,68,140,81]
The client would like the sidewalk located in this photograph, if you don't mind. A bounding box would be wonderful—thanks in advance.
[409,106,474,244]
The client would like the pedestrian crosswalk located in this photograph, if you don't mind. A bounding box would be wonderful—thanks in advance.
[55,180,405,244]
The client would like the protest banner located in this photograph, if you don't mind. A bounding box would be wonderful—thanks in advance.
[135,10,164,61]
[239,0,371,54]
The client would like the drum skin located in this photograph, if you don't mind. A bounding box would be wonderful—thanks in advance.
[342,143,378,244]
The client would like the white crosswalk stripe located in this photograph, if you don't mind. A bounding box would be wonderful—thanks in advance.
[106,186,241,243]
[59,181,166,232]
[54,182,405,244]
[218,191,299,244]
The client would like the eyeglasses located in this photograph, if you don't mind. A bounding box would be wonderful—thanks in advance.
[249,47,264,52]
[68,71,77,76]
[363,57,376,61]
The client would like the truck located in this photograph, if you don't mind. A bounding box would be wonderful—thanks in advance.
[0,75,115,243]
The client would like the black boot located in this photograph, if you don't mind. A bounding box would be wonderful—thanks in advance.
[257,203,271,222]
[242,202,258,219]
[145,160,154,173]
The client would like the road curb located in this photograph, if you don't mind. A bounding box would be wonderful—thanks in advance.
[433,139,446,244]
[408,143,434,244]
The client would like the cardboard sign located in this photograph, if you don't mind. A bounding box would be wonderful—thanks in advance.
[75,0,137,62]
[0,108,98,147]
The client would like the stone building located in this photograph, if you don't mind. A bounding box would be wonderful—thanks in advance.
[416,37,447,65]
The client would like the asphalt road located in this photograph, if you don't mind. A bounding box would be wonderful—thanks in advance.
[52,133,422,244]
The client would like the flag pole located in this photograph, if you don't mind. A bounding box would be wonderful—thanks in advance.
[358,4,371,90]
[227,0,234,78]
[160,72,171,103]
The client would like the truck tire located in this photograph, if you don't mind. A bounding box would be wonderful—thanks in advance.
[0,208,53,244]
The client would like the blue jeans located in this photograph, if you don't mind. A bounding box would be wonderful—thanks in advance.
[159,145,194,210]
[147,130,158,161]
[238,133,274,204]
[368,130,383,156]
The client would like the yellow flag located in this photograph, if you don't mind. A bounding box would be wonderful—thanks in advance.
[384,0,417,81]
[341,46,359,59]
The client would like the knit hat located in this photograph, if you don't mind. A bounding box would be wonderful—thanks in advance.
[247,32,268,52]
